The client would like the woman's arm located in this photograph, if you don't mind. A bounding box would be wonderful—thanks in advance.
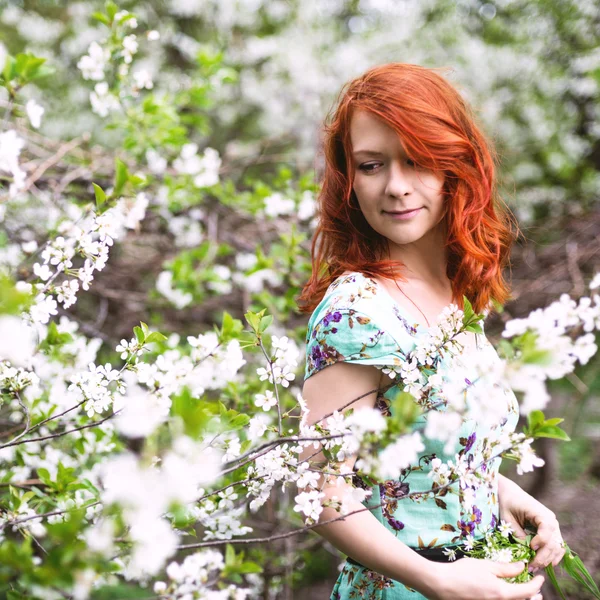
[498,473,565,571]
[300,362,545,600]
[300,362,437,595]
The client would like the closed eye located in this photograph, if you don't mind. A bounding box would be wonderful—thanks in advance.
[358,159,418,173]
[358,162,382,173]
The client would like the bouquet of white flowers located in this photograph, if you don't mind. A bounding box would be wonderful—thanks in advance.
[461,527,600,599]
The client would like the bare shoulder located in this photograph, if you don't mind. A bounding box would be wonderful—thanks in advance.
[301,361,383,428]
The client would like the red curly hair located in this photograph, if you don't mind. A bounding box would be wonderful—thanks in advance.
[297,62,516,315]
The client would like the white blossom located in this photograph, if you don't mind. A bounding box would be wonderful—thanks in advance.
[514,439,545,475]
[247,414,269,441]
[146,148,167,175]
[344,407,387,437]
[424,410,464,454]
[25,99,44,129]
[442,547,457,561]
[84,519,115,556]
[490,548,513,563]
[77,41,109,81]
[122,34,138,63]
[0,316,37,367]
[298,190,316,221]
[498,520,513,538]
[371,432,425,480]
[156,271,192,309]
[293,490,325,522]
[133,69,153,91]
[340,487,372,515]
[33,262,52,281]
[113,385,170,438]
[0,130,26,195]
[254,390,277,411]
[90,81,121,118]
[263,192,295,218]
[173,144,221,188]
[30,294,58,325]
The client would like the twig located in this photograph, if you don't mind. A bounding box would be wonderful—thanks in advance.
[3,392,31,447]
[26,399,87,435]
[178,446,511,549]
[176,500,388,549]
[20,135,88,196]
[0,409,121,449]
[258,339,283,436]
[195,475,263,504]
[219,433,348,477]
[1,501,101,531]
[566,241,585,297]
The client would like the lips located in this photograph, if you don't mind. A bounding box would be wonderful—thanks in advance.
[382,207,423,220]
[382,208,422,215]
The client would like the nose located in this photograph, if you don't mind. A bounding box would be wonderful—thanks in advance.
[384,161,413,198]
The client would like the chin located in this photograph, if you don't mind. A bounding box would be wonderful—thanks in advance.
[379,229,426,246]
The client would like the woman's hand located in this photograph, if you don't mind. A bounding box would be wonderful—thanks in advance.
[425,558,544,600]
[498,474,566,572]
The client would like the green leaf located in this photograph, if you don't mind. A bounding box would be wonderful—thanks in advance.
[462,295,474,321]
[93,183,106,207]
[40,321,73,351]
[92,11,111,25]
[3,54,15,83]
[0,274,33,314]
[140,322,149,336]
[244,310,261,334]
[545,564,567,600]
[36,468,51,486]
[527,410,545,432]
[219,311,243,342]
[129,173,146,186]
[145,331,167,344]
[562,545,600,598]
[465,323,483,334]
[114,158,129,196]
[28,64,55,81]
[534,425,571,441]
[133,326,145,344]
[259,314,273,334]
[238,561,263,574]
[225,543,235,566]
[118,13,138,27]
[105,1,119,20]
[230,414,251,430]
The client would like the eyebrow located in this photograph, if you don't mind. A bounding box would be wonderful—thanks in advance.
[352,150,385,157]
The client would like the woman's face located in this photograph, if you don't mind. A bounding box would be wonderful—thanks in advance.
[350,109,446,251]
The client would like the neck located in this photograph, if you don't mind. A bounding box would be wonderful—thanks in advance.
[386,223,450,287]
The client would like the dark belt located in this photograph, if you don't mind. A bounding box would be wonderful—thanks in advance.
[346,541,468,568]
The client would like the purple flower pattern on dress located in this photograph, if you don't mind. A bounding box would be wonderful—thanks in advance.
[303,272,520,599]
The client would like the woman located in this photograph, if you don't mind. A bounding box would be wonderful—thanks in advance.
[297,63,564,600]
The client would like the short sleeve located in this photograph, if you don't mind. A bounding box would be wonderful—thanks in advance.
[304,307,406,381]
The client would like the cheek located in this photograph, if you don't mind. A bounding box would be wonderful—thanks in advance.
[353,179,376,209]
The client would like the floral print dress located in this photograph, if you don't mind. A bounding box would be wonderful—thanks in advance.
[303,272,520,600]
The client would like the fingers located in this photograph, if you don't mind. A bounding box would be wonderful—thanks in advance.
[510,520,528,539]
[529,539,565,570]
[552,545,566,567]
[499,574,545,600]
[529,516,564,571]
[489,560,526,578]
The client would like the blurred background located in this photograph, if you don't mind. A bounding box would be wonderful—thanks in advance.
[1,0,599,597]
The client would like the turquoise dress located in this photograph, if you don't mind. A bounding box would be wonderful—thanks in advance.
[303,272,520,600]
